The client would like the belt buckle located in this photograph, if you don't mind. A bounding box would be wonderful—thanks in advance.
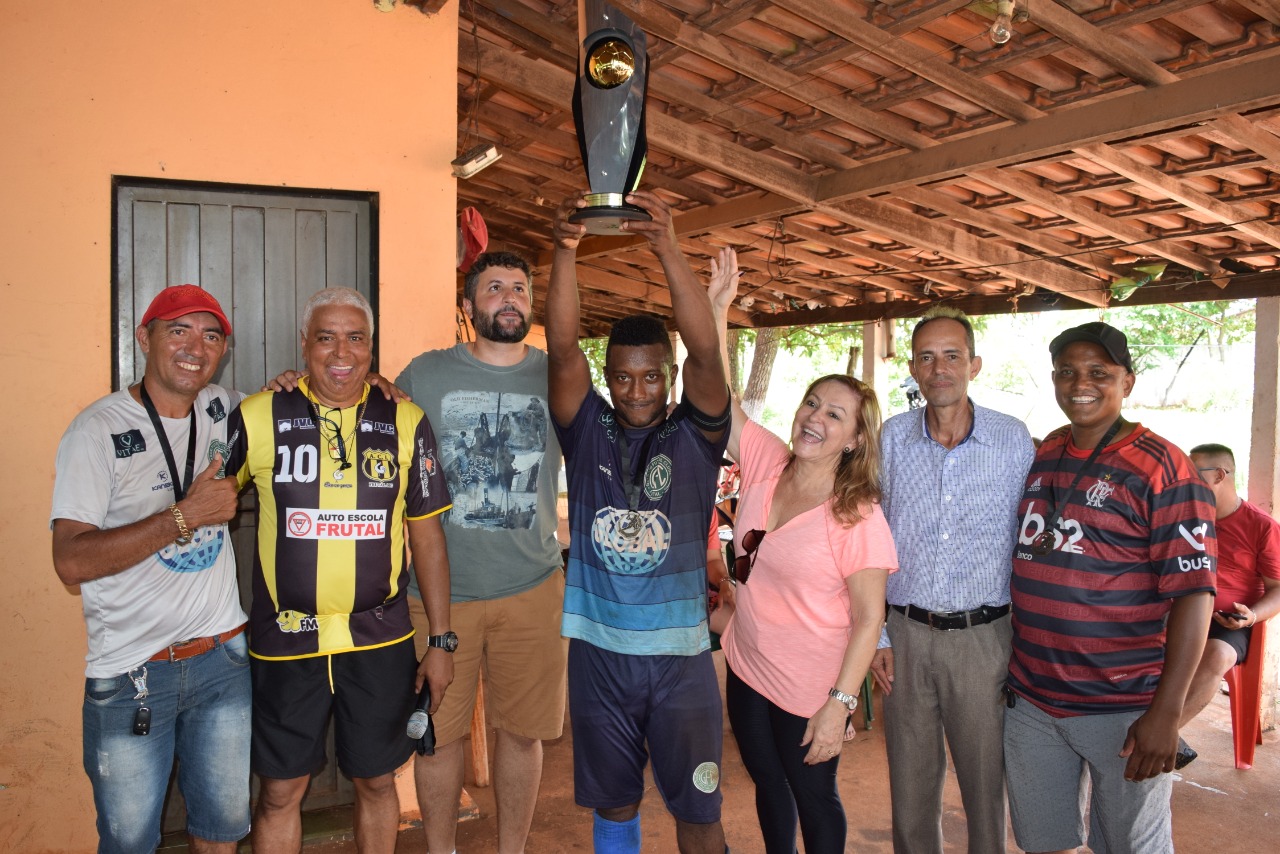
[930,610,962,630]
[166,636,200,662]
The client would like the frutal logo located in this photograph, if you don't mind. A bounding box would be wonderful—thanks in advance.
[288,511,312,537]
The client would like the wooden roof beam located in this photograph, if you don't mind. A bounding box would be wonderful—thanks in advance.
[813,53,1280,202]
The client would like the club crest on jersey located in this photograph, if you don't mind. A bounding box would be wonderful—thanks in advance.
[644,454,673,500]
[363,448,397,482]
[113,429,146,458]
[1084,478,1116,508]
[208,439,231,476]
[205,397,226,422]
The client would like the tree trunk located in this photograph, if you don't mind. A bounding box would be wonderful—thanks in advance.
[727,329,744,399]
[742,327,781,423]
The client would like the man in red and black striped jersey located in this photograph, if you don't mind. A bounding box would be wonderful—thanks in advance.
[226,288,453,854]
[1005,322,1215,854]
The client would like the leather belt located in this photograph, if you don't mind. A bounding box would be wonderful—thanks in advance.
[149,624,247,663]
[892,603,1009,631]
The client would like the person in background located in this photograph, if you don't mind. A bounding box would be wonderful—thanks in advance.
[710,248,896,854]
[1176,442,1280,765]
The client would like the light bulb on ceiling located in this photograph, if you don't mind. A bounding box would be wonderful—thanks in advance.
[990,0,1014,45]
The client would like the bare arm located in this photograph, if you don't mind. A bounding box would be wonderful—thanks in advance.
[52,454,239,586]
[407,513,453,713]
[801,567,890,763]
[545,195,593,428]
[263,369,408,402]
[1217,575,1280,627]
[1120,590,1212,780]
[707,246,748,461]
[622,191,728,434]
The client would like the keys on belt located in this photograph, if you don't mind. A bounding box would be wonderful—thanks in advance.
[892,603,1009,631]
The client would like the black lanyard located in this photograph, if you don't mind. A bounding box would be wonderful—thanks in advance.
[139,382,198,502]
[1031,417,1123,555]
[618,427,659,514]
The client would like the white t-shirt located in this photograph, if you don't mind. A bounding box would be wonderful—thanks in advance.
[51,385,246,677]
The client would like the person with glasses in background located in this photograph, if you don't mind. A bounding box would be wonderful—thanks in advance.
[1175,442,1280,765]
[707,249,897,854]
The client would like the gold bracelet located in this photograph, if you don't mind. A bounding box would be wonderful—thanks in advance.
[170,503,192,545]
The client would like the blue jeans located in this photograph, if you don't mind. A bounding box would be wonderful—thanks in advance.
[82,632,252,853]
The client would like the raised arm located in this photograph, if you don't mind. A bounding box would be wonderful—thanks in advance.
[707,247,749,461]
[622,191,728,432]
[545,195,593,428]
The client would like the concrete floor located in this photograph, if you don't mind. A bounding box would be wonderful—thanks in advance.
[305,652,1279,853]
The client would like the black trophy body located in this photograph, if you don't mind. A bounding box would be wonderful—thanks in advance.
[570,0,650,235]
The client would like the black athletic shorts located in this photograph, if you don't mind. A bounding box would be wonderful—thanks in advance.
[250,637,417,779]
[1208,620,1252,666]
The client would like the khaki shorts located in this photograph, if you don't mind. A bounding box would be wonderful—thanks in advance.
[409,570,568,746]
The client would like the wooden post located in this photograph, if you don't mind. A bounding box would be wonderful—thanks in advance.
[1249,297,1280,730]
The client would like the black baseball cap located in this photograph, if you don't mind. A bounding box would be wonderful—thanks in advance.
[1049,321,1132,372]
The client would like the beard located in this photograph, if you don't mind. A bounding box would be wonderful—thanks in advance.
[474,307,531,344]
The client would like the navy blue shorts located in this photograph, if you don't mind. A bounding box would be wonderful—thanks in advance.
[1208,620,1252,665]
[568,639,723,823]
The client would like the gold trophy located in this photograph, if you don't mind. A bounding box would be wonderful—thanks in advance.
[570,0,650,234]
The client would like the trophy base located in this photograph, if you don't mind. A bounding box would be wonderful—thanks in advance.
[569,203,651,236]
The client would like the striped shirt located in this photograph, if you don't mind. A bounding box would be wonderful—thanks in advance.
[881,401,1035,617]
[555,390,727,656]
[226,379,451,660]
[1007,424,1216,716]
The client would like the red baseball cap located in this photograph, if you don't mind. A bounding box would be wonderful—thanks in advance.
[457,206,489,273]
[139,285,233,337]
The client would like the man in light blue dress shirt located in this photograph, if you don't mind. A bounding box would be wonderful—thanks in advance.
[870,307,1034,854]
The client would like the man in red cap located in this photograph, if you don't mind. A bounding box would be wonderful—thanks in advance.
[51,285,249,853]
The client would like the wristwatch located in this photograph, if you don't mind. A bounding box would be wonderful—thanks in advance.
[427,631,459,653]
[828,687,858,712]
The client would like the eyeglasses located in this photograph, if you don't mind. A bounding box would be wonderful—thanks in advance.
[1197,466,1230,481]
[732,529,766,585]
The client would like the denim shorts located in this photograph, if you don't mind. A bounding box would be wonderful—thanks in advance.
[82,632,252,853]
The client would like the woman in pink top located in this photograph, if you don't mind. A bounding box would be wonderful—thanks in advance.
[708,249,897,854]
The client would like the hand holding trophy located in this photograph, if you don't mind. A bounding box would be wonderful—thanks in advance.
[570,0,651,235]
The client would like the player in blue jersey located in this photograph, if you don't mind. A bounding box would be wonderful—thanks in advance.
[547,191,731,854]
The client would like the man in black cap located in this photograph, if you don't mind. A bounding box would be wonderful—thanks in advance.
[1003,321,1216,854]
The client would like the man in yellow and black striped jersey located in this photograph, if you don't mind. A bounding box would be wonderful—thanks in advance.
[225,287,453,854]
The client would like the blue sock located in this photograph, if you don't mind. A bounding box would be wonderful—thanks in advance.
[593,812,641,854]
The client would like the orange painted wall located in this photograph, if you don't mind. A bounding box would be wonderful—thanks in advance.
[0,2,458,850]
